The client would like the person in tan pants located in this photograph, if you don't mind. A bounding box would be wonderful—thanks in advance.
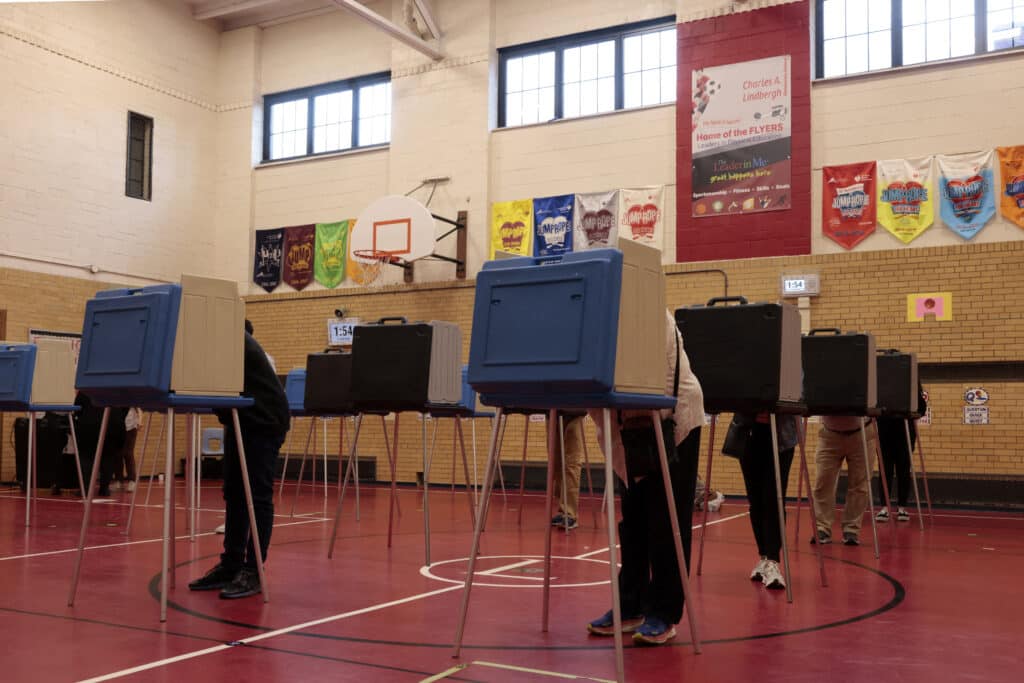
[551,414,585,529]
[811,416,878,546]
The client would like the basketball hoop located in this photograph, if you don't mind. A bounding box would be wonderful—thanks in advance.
[352,249,401,285]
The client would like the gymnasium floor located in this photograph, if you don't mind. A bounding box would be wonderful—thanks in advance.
[0,479,1020,682]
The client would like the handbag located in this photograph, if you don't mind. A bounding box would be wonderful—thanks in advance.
[721,419,753,459]
[619,334,681,479]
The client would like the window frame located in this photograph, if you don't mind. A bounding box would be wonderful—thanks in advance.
[814,0,1005,79]
[497,16,676,128]
[125,111,153,202]
[261,71,391,163]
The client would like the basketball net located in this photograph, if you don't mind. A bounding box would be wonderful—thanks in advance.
[350,250,391,285]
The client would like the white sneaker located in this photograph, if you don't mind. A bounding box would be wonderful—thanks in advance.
[125,481,136,493]
[897,507,910,522]
[109,481,122,491]
[707,491,725,512]
[761,560,786,590]
[750,557,768,581]
[876,507,890,522]
[214,524,226,534]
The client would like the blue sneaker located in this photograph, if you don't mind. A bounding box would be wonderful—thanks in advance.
[586,609,644,636]
[632,616,677,645]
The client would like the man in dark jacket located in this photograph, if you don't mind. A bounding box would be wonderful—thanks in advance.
[74,392,128,498]
[189,324,290,599]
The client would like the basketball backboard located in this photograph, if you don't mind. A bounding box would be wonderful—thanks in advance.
[350,195,434,264]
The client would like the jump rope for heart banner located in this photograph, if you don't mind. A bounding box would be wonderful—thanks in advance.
[997,146,1024,229]
[937,151,996,240]
[490,200,533,259]
[877,157,935,244]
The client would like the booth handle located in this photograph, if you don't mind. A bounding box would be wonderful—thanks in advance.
[533,255,565,266]
[877,348,901,355]
[376,317,408,325]
[706,296,748,307]
[808,328,842,336]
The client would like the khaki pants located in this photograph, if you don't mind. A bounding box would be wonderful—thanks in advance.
[812,422,877,536]
[552,417,585,519]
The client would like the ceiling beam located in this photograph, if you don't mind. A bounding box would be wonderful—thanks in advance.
[193,0,283,21]
[410,0,440,41]
[330,0,444,61]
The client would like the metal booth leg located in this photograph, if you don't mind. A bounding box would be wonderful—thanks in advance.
[797,419,828,587]
[329,415,363,559]
[386,414,401,549]
[696,414,718,576]
[68,412,86,499]
[795,418,806,545]
[861,419,881,560]
[541,411,558,631]
[873,436,896,542]
[471,418,479,507]
[382,415,402,518]
[278,416,296,502]
[905,419,926,531]
[454,417,477,528]
[651,410,702,655]
[185,415,195,541]
[558,414,570,533]
[452,408,504,659]
[125,413,152,533]
[231,409,269,604]
[144,413,165,506]
[769,414,794,603]
[494,414,508,501]
[422,413,432,567]
[68,407,110,606]
[25,413,34,527]
[517,414,531,525]
[290,418,316,517]
[915,422,933,521]
[602,409,626,683]
[580,419,597,527]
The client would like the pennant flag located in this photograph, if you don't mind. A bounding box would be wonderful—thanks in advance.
[997,146,1024,229]
[533,194,574,257]
[490,200,533,259]
[345,219,372,285]
[282,224,315,290]
[822,162,876,249]
[619,186,665,248]
[877,157,935,244]
[907,292,953,322]
[253,228,284,293]
[315,220,349,289]
[937,151,996,240]
[573,190,619,250]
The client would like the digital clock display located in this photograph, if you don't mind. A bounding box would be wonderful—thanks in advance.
[783,279,806,293]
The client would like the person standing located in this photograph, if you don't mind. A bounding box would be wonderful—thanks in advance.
[876,387,927,522]
[551,414,585,530]
[188,326,290,599]
[811,416,877,545]
[111,407,141,492]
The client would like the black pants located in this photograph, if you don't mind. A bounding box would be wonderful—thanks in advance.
[878,427,913,507]
[616,425,700,625]
[221,425,283,571]
[738,423,794,562]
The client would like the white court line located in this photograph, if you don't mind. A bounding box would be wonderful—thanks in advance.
[0,518,328,563]
[77,509,752,681]
[0,493,324,519]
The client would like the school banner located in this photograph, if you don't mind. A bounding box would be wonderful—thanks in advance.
[573,190,618,250]
[253,228,284,293]
[282,224,315,290]
[620,186,665,248]
[533,194,574,257]
[314,220,349,289]
[490,199,533,259]
[821,162,876,249]
[691,55,792,217]
[877,157,935,244]
[937,151,996,240]
[997,146,1024,229]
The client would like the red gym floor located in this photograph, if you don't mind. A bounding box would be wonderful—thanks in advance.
[0,479,1020,682]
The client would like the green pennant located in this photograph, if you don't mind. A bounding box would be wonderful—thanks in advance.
[315,220,349,288]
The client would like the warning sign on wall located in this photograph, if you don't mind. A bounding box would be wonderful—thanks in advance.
[963,406,990,425]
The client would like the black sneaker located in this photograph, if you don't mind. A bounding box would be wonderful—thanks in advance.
[220,567,261,599]
[188,563,237,592]
[842,532,860,546]
[810,530,831,545]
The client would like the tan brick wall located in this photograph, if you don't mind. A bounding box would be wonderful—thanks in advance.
[243,239,1024,496]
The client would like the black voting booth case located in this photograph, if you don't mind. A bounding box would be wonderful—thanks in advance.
[876,350,920,417]
[674,296,803,414]
[304,351,356,415]
[14,414,74,490]
[801,328,877,415]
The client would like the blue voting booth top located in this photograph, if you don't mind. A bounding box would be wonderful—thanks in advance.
[285,369,307,414]
[0,343,38,409]
[468,249,624,398]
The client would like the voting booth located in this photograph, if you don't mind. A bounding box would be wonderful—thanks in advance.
[304,353,356,415]
[802,329,878,415]
[877,350,920,417]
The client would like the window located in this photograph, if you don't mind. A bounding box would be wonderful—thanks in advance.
[125,112,153,201]
[498,17,676,128]
[817,0,1022,78]
[262,72,390,162]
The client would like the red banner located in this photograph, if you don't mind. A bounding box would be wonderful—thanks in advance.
[282,224,315,290]
[822,161,876,249]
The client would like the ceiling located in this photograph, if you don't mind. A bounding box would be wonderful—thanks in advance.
[185,0,345,31]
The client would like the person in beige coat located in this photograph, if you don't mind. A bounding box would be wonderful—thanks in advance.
[586,311,704,646]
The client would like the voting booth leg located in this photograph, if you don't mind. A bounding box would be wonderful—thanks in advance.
[290,419,317,518]
[129,413,153,531]
[329,415,363,559]
[338,417,360,522]
[68,413,86,499]
[471,418,479,507]
[541,411,558,631]
[67,408,111,606]
[795,418,806,544]
[495,415,508,502]
[516,415,532,526]
[422,414,431,567]
[796,420,828,587]
[195,416,205,530]
[167,411,177,593]
[916,425,933,522]
[381,415,402,518]
[602,409,626,683]
[651,410,702,655]
[872,437,897,542]
[860,420,881,560]
[448,420,457,493]
[387,414,401,549]
[580,424,597,528]
[769,414,794,604]
[696,414,718,576]
[185,415,195,542]
[144,413,166,506]
[452,408,505,659]
[231,409,269,604]
[25,415,34,526]
[905,420,927,531]
[277,419,294,503]
[558,415,570,533]
[455,418,477,528]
